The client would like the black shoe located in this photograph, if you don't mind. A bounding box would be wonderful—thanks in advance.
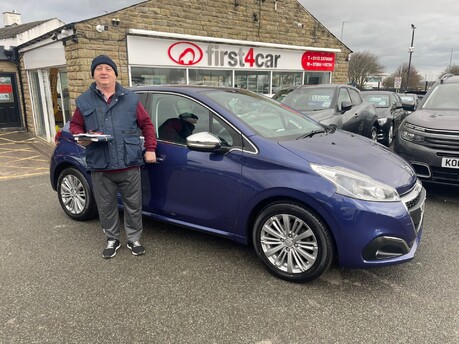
[127,241,145,256]
[102,239,121,258]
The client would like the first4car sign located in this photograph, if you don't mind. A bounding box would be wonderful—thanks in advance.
[127,36,336,72]
[442,157,459,169]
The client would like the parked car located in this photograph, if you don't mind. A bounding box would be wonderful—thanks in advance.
[362,90,409,146]
[394,74,459,186]
[399,93,421,113]
[51,86,426,282]
[272,84,379,141]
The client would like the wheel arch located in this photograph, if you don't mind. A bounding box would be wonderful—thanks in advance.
[244,195,338,258]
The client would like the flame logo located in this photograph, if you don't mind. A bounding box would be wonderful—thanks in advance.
[168,42,203,66]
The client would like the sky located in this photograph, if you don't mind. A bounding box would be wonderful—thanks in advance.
[1,0,458,81]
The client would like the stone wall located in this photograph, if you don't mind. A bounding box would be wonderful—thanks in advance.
[66,0,350,105]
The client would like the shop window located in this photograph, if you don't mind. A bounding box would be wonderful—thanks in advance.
[189,69,232,87]
[130,67,186,86]
[304,72,331,85]
[272,72,303,94]
[235,71,270,94]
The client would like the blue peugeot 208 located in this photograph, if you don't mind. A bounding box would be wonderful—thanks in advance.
[50,86,426,282]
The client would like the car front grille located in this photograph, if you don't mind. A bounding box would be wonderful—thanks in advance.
[405,123,459,152]
[400,180,426,234]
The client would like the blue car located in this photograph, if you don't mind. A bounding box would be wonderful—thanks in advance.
[50,86,426,282]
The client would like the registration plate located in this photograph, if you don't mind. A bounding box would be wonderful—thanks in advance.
[441,157,459,169]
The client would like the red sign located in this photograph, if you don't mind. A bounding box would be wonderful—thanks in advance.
[168,42,203,66]
[0,84,12,93]
[301,51,335,71]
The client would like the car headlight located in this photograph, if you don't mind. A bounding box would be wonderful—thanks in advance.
[311,164,400,202]
[378,118,388,125]
[400,123,425,142]
[401,129,425,142]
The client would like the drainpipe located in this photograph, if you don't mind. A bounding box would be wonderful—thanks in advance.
[16,50,29,131]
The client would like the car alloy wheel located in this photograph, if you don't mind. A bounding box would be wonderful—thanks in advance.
[57,167,97,221]
[253,202,334,282]
[370,126,378,142]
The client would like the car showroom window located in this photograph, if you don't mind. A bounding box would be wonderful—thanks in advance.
[348,88,362,105]
[130,67,186,86]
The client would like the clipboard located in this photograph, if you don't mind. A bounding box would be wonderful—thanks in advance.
[73,133,113,142]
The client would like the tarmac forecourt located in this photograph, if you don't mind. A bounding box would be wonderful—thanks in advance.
[0,130,53,181]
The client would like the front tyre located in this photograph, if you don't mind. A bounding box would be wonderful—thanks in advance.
[370,125,378,142]
[57,167,98,221]
[383,122,394,147]
[253,203,334,282]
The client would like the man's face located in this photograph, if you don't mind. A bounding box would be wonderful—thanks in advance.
[93,64,116,88]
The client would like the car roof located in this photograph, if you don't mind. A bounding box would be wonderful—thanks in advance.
[129,85,236,93]
[362,90,395,94]
[439,74,459,84]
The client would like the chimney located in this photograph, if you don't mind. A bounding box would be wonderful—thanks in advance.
[3,10,22,27]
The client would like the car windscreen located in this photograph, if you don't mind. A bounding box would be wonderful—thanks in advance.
[422,83,459,111]
[362,94,390,108]
[279,88,334,111]
[203,89,323,140]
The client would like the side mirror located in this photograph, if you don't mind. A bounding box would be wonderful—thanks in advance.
[340,101,353,113]
[186,132,222,152]
[402,102,415,112]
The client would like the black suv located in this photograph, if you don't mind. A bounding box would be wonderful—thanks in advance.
[393,74,459,185]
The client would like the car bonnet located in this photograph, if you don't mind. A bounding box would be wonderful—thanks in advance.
[279,130,417,194]
[407,109,459,130]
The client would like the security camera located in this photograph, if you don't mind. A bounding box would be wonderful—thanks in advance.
[112,18,120,27]
[51,33,58,41]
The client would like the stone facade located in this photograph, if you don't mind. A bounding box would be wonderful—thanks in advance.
[19,0,351,130]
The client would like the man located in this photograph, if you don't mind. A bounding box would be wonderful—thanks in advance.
[158,112,198,143]
[70,55,157,258]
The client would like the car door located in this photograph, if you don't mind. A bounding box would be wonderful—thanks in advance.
[337,87,363,134]
[139,92,243,234]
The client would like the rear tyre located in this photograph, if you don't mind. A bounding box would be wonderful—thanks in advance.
[57,167,98,221]
[253,202,334,283]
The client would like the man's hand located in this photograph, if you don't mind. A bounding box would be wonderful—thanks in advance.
[77,140,92,147]
[144,151,157,163]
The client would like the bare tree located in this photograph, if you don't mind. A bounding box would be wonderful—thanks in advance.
[348,51,384,90]
[438,64,459,78]
[383,63,422,90]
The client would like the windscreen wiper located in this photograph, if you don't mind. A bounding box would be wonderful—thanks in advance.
[296,129,326,140]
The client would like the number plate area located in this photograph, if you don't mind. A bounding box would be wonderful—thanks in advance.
[441,157,459,169]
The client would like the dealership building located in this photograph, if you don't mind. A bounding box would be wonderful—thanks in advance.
[0,0,351,143]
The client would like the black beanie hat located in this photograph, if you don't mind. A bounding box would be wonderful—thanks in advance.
[91,55,118,76]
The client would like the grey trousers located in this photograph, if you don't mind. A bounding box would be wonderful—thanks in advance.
[91,167,143,243]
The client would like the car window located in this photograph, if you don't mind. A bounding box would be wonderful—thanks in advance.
[422,83,459,110]
[203,89,322,140]
[348,88,362,106]
[142,93,242,148]
[281,88,334,111]
[337,88,352,111]
[362,94,389,108]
